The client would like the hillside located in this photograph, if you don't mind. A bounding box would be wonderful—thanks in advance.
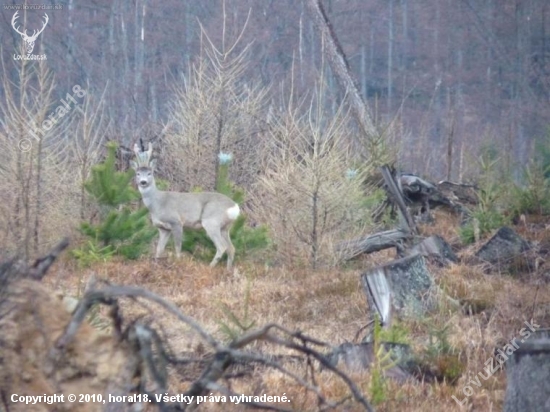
[2,208,549,411]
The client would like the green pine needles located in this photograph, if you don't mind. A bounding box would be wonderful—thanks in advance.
[74,142,155,265]
[83,142,138,207]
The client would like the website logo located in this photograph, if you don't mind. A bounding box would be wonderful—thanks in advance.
[11,11,48,60]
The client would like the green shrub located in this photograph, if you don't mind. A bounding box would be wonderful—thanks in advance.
[79,207,155,260]
[459,208,509,244]
[83,142,138,207]
[73,142,155,265]
[378,320,410,345]
[510,158,550,217]
[217,275,256,341]
[369,315,397,405]
[459,150,509,244]
[71,240,116,268]
[420,321,463,383]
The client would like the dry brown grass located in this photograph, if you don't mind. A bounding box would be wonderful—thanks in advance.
[417,208,463,246]
[39,214,550,412]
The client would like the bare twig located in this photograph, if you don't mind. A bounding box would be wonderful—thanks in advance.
[28,237,69,280]
[264,334,375,412]
[48,282,374,412]
[55,285,219,350]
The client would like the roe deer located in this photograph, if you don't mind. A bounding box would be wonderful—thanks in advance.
[131,143,240,269]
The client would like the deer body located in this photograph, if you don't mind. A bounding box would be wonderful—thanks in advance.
[132,143,240,269]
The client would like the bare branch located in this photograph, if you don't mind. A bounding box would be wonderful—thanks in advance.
[55,285,219,351]
[28,237,69,280]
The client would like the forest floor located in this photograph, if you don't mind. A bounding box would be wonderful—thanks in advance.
[43,210,550,412]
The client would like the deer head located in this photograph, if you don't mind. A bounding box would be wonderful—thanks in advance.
[131,142,157,189]
[12,11,49,54]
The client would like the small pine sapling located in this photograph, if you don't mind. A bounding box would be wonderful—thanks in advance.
[73,142,156,264]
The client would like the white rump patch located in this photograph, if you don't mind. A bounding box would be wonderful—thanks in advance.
[227,204,240,220]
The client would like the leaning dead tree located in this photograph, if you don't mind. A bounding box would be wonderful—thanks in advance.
[303,0,380,158]
[0,240,375,412]
[337,166,418,259]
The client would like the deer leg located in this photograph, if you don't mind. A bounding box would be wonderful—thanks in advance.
[156,228,171,258]
[221,228,235,269]
[202,220,227,268]
[171,224,183,258]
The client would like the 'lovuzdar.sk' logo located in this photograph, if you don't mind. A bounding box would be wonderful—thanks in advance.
[11,11,48,60]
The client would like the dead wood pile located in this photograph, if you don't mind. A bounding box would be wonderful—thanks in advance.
[0,240,374,412]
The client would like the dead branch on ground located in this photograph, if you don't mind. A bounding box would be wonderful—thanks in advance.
[1,239,375,412]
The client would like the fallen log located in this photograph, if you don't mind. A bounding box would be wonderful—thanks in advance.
[437,180,478,206]
[337,229,411,260]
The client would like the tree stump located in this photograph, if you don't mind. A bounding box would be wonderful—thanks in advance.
[361,254,436,325]
[504,337,550,412]
[327,342,413,382]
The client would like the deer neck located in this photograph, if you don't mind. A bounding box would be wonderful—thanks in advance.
[138,180,160,210]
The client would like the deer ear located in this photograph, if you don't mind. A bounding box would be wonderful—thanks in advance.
[150,159,157,170]
[130,160,138,171]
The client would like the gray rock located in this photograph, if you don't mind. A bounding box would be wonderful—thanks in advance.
[475,226,531,265]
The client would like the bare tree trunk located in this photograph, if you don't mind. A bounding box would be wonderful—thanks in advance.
[446,118,454,181]
[19,60,31,260]
[311,180,319,269]
[108,2,115,57]
[387,0,394,114]
[32,63,53,255]
[120,0,130,130]
[445,89,455,181]
[133,0,141,122]
[22,137,31,261]
[401,0,408,71]
[299,7,305,88]
[33,131,42,255]
[214,113,223,189]
[14,118,24,256]
[303,0,377,151]
[360,44,366,99]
